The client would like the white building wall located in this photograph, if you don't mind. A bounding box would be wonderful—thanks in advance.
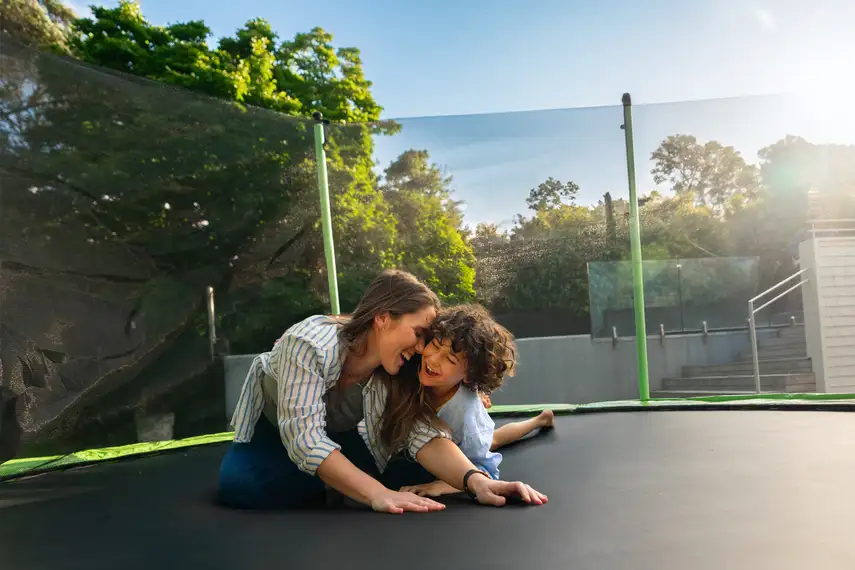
[800,236,855,393]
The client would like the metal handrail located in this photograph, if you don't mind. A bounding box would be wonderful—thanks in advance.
[805,218,855,224]
[807,219,855,236]
[747,268,810,393]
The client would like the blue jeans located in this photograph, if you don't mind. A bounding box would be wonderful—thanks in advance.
[217,418,436,510]
[218,417,378,509]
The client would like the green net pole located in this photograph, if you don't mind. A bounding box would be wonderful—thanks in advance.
[313,112,341,315]
[621,93,650,401]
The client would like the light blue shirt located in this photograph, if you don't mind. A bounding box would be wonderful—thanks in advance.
[436,386,502,480]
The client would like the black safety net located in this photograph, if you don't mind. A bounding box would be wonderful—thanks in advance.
[3,30,854,469]
[0,36,338,460]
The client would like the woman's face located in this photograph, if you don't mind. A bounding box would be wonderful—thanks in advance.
[418,337,467,392]
[374,306,436,375]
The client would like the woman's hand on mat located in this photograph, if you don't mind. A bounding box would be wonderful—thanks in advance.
[369,488,446,514]
[469,474,548,507]
[399,480,459,498]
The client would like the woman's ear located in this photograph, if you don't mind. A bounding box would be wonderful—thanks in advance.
[373,312,391,331]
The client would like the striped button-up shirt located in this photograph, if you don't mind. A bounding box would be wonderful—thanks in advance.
[230,315,448,476]
[359,373,450,474]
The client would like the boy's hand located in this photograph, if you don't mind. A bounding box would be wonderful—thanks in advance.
[479,393,492,408]
[399,480,459,498]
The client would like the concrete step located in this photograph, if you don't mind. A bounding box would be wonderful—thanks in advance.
[651,389,817,398]
[662,373,816,392]
[682,357,812,377]
[777,325,806,338]
[758,336,806,349]
[652,389,760,398]
[740,344,807,360]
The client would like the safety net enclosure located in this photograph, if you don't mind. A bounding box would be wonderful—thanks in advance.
[3,19,855,570]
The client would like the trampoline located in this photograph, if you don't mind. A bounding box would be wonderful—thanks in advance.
[3,403,855,570]
[4,29,855,570]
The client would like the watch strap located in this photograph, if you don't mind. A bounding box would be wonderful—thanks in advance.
[462,468,488,499]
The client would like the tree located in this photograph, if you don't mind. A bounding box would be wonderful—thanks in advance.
[472,176,607,318]
[470,222,509,249]
[1,0,77,53]
[65,2,407,336]
[651,134,760,212]
[758,135,855,222]
[510,176,592,241]
[0,2,410,453]
[275,27,383,124]
[381,150,476,303]
[525,177,579,212]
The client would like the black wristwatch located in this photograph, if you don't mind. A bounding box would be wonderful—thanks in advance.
[462,469,489,499]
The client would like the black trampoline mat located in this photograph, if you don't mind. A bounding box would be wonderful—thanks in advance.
[2,410,855,570]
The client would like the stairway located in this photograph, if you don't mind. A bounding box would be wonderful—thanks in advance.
[653,325,816,398]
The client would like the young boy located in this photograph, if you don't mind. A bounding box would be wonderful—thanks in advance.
[363,304,554,498]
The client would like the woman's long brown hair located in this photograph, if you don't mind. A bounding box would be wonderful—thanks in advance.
[332,269,442,454]
[375,360,444,455]
[336,269,440,357]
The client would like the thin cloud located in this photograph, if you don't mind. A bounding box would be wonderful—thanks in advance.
[751,7,777,30]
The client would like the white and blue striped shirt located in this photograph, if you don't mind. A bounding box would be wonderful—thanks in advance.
[230,315,448,477]
[360,376,500,478]
[359,375,451,474]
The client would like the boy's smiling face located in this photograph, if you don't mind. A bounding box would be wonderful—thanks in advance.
[418,337,467,392]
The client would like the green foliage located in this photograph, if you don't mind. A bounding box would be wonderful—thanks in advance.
[651,134,761,212]
[13,1,464,352]
[473,127,854,332]
[10,0,855,459]
[381,150,476,304]
[1,0,77,53]
[7,0,854,348]
[525,177,580,212]
[758,135,855,222]
[72,2,299,112]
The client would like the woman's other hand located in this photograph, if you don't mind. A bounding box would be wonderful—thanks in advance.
[369,488,446,514]
[468,474,548,507]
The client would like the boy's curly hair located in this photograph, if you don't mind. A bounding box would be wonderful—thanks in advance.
[427,304,516,395]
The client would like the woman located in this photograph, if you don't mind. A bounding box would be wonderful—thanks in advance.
[218,269,547,513]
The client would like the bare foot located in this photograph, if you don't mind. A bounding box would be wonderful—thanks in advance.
[536,409,555,428]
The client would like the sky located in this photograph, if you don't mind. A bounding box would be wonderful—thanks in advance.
[67,0,855,228]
